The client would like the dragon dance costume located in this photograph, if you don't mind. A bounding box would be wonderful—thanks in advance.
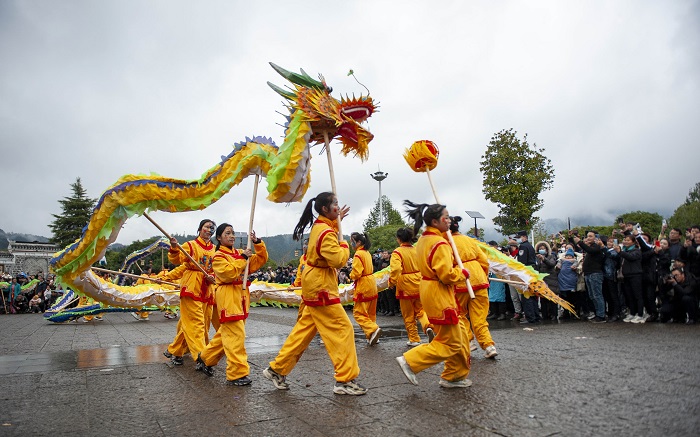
[389,243,432,344]
[199,239,267,382]
[450,232,495,351]
[166,236,215,360]
[267,215,360,383]
[350,245,380,342]
[401,226,471,383]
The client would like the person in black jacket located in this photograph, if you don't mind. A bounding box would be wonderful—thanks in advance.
[658,267,698,324]
[572,231,607,323]
[615,235,645,323]
[516,231,540,323]
[534,241,558,320]
[636,233,659,322]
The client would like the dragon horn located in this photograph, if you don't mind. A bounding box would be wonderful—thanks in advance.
[269,62,324,90]
[267,82,296,100]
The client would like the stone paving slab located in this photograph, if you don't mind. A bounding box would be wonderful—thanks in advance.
[0,309,699,436]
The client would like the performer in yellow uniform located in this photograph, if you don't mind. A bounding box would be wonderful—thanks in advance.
[263,192,367,396]
[389,227,434,347]
[163,219,216,366]
[196,223,267,385]
[448,216,498,359]
[350,232,382,345]
[396,201,472,389]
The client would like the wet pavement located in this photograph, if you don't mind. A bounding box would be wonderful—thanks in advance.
[0,308,699,436]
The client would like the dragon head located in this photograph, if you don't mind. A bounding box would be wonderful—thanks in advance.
[268,63,378,161]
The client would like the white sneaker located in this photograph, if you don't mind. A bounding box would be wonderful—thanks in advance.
[484,345,498,359]
[406,341,421,347]
[623,314,634,322]
[396,356,418,385]
[439,378,473,388]
[470,340,478,352]
[333,379,367,396]
[368,327,382,346]
[262,367,289,390]
[631,315,645,324]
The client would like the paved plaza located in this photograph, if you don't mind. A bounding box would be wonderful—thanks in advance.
[0,307,698,436]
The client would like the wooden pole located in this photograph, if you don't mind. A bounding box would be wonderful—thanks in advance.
[425,168,475,299]
[489,277,529,287]
[323,130,343,241]
[242,174,260,290]
[91,267,180,288]
[142,212,210,278]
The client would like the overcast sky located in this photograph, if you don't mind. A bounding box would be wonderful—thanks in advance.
[1,0,698,246]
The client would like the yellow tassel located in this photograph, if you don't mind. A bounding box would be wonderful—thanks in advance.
[403,140,439,172]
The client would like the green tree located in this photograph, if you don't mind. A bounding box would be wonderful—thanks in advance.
[669,202,700,230]
[684,181,700,205]
[480,129,555,235]
[366,224,404,255]
[363,195,406,232]
[49,178,97,249]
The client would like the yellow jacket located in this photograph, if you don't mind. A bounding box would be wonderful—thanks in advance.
[389,243,421,299]
[350,246,377,302]
[293,254,307,287]
[450,232,490,293]
[167,237,215,303]
[212,240,268,322]
[417,226,466,325]
[301,216,350,306]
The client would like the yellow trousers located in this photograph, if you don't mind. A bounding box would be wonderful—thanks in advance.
[167,297,206,358]
[403,319,471,382]
[457,290,494,349]
[353,299,378,339]
[200,320,248,380]
[137,311,149,320]
[269,304,359,383]
[204,303,219,344]
[399,298,432,343]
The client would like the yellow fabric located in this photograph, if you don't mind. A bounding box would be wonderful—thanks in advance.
[269,304,359,382]
[451,233,490,291]
[457,290,494,348]
[399,298,431,343]
[439,319,472,381]
[389,244,421,298]
[167,296,205,357]
[403,320,470,381]
[293,254,306,287]
[301,216,349,304]
[203,303,213,344]
[416,227,465,324]
[350,247,377,300]
[213,241,267,320]
[200,320,249,380]
[353,299,379,338]
[168,237,215,301]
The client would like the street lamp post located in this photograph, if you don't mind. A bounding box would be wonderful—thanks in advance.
[370,170,388,227]
[465,210,485,239]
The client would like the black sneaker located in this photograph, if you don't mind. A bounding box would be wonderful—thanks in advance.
[591,316,606,323]
[195,353,214,377]
[171,356,183,366]
[226,376,252,386]
[163,350,173,359]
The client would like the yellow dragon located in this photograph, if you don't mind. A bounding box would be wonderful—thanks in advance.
[48,63,378,315]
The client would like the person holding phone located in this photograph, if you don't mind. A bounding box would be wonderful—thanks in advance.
[571,231,607,323]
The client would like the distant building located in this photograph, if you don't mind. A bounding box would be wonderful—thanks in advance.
[0,240,60,278]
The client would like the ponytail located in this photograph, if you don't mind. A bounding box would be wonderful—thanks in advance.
[293,192,336,241]
[449,216,462,234]
[404,200,446,236]
[350,232,371,250]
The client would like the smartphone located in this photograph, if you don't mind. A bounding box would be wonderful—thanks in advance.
[595,233,600,239]
[613,239,618,245]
